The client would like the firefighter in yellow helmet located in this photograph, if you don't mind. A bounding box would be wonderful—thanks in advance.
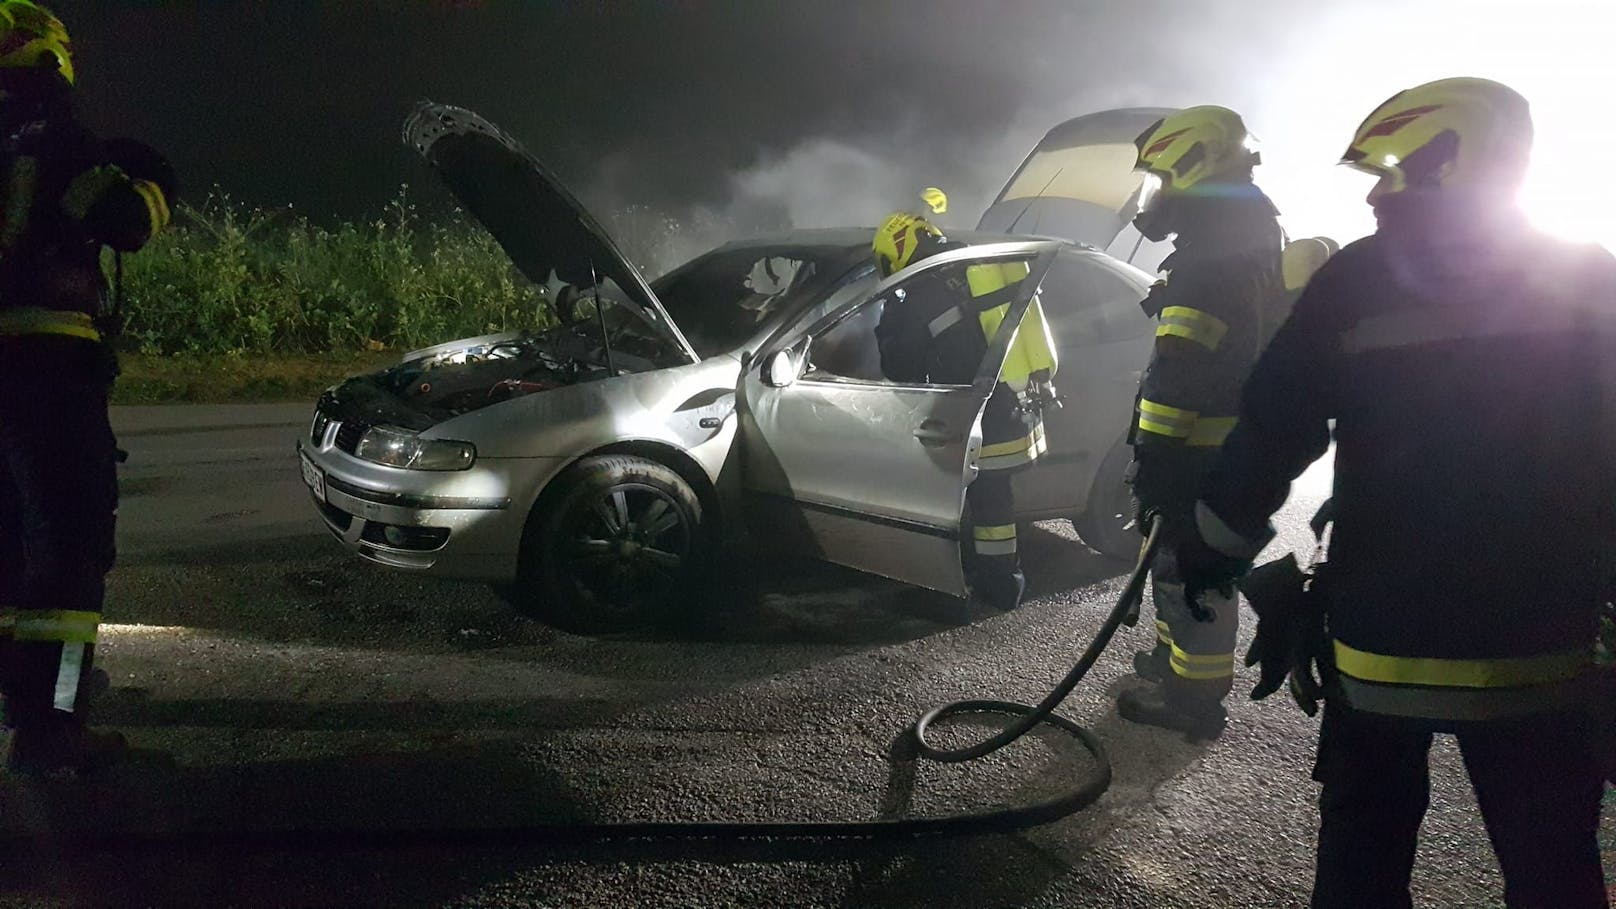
[872,212,1059,609]
[0,0,175,777]
[1179,78,1614,905]
[1116,106,1285,738]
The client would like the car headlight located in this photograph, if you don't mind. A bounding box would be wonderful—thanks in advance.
[355,426,476,471]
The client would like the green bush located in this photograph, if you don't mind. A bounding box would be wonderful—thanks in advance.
[115,188,552,355]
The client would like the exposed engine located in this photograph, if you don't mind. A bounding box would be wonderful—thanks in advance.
[378,332,610,418]
[322,304,687,430]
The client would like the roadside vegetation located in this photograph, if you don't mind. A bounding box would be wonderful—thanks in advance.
[119,189,552,357]
[103,188,741,404]
[107,189,550,403]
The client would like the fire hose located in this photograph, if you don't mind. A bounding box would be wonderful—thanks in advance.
[11,524,1164,852]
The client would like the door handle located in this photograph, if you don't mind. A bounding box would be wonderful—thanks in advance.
[914,419,956,447]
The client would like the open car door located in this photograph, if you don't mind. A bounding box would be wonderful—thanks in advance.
[978,107,1178,271]
[738,241,1059,595]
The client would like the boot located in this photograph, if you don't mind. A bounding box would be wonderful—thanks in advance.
[4,668,124,780]
[970,567,1026,611]
[7,716,127,780]
[1132,642,1171,682]
[1118,677,1230,739]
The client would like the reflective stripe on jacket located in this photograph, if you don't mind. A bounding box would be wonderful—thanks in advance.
[1332,639,1590,721]
[0,306,98,341]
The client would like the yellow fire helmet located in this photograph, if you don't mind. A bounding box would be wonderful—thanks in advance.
[1342,77,1532,194]
[0,0,71,85]
[1133,106,1256,193]
[873,211,946,278]
[921,187,948,214]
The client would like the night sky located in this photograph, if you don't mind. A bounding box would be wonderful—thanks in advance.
[66,2,1304,217]
[63,1,1610,265]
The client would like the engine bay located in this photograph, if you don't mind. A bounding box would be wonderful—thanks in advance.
[375,317,674,418]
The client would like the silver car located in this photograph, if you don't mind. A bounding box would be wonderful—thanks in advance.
[297,104,1160,630]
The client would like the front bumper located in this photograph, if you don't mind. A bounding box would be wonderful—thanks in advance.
[297,434,563,583]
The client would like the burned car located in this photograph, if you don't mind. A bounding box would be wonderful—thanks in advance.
[297,104,1162,630]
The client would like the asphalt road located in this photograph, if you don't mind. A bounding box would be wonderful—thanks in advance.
[0,403,1610,908]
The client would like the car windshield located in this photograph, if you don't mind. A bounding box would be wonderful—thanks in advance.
[651,247,852,357]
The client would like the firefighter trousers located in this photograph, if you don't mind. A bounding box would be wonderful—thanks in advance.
[966,389,1042,591]
[966,468,1017,582]
[0,336,118,750]
[1148,546,1237,700]
[1311,700,1608,909]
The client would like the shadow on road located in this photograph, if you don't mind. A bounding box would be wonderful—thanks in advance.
[0,681,1218,909]
[92,691,629,733]
[672,521,1131,647]
[108,521,1132,655]
[0,739,598,908]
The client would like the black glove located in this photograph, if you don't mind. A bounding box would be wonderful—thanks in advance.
[1176,518,1249,600]
[1127,448,1202,532]
[1240,554,1332,716]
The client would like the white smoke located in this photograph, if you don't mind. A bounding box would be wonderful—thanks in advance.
[593,120,1052,275]
[728,138,911,230]
[592,0,1615,276]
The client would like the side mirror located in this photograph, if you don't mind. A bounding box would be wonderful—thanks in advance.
[763,349,800,387]
[761,334,813,387]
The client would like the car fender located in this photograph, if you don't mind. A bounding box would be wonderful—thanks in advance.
[425,356,743,525]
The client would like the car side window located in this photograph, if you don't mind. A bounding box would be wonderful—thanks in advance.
[802,261,981,386]
[1038,253,1152,348]
[803,292,888,382]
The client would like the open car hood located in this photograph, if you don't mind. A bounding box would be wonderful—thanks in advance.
[978,107,1178,255]
[403,102,698,363]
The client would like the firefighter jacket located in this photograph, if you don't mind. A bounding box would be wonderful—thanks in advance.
[1197,218,1616,722]
[876,258,1059,471]
[0,99,173,344]
[1130,189,1284,510]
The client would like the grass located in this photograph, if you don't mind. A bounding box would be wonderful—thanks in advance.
[115,188,554,358]
[95,188,726,404]
[112,350,402,405]
[94,188,551,404]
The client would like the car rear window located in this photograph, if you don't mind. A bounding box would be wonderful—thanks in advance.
[1038,252,1152,347]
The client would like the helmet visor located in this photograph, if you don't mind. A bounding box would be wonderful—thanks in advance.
[1133,171,1164,218]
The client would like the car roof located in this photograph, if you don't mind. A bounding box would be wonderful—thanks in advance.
[711,226,1110,258]
[702,227,1151,290]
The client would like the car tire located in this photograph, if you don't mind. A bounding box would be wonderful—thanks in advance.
[513,455,708,633]
[1073,437,1141,562]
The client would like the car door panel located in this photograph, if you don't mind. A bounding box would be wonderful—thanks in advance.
[1011,252,1155,516]
[742,381,986,592]
[738,242,1058,595]
[1012,336,1144,516]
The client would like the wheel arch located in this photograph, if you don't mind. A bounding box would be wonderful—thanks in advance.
[1073,431,1139,561]
[592,439,724,533]
[517,439,724,569]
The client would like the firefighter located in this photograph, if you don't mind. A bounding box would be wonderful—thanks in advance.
[1180,77,1614,907]
[0,0,175,778]
[1118,106,1284,737]
[871,212,1058,610]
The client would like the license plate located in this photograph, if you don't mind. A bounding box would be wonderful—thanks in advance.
[300,450,326,503]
